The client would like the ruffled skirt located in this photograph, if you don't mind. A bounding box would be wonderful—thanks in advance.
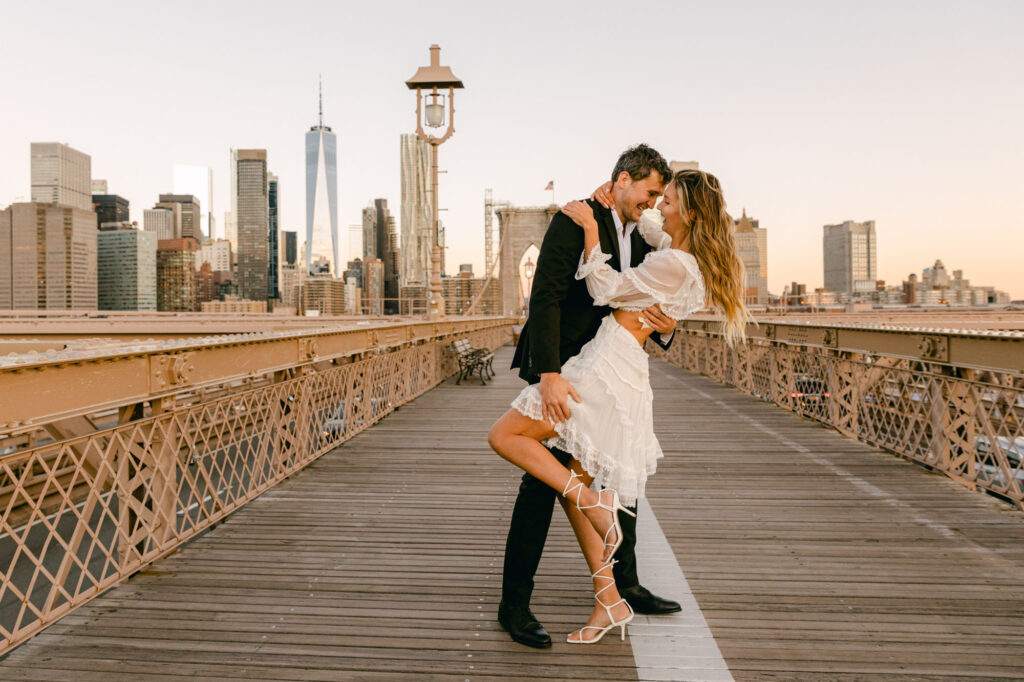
[511,314,662,506]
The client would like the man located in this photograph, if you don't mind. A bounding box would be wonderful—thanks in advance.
[500,144,682,648]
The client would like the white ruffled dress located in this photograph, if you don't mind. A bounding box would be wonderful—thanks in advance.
[511,211,706,506]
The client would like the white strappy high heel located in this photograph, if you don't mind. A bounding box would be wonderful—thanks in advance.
[562,470,637,562]
[566,559,635,644]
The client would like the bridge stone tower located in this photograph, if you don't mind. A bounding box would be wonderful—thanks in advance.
[496,204,560,316]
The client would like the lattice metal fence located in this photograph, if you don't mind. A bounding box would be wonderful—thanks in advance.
[0,321,513,653]
[650,330,1024,509]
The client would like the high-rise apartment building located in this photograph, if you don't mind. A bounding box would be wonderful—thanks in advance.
[279,264,300,310]
[400,133,433,287]
[144,207,177,241]
[282,230,297,266]
[157,238,199,311]
[823,220,877,294]
[362,258,384,315]
[442,265,500,315]
[305,81,339,275]
[195,239,232,272]
[298,276,346,316]
[93,194,130,227]
[362,199,399,313]
[0,203,97,310]
[173,165,214,239]
[158,194,202,240]
[733,210,768,305]
[197,262,217,304]
[98,224,157,310]
[362,205,377,262]
[235,149,269,302]
[344,258,363,291]
[268,173,280,301]
[399,284,427,315]
[225,148,238,250]
[30,142,92,210]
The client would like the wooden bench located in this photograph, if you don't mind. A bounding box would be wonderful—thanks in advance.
[451,338,495,385]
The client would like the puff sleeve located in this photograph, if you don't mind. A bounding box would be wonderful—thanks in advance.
[575,246,698,310]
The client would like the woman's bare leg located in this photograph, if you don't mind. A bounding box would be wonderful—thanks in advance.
[558,462,633,643]
[488,409,619,561]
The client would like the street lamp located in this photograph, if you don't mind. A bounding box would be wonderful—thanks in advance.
[522,256,536,315]
[406,44,463,318]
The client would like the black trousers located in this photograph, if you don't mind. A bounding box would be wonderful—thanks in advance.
[500,445,640,607]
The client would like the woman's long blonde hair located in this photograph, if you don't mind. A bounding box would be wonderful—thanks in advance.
[673,169,749,347]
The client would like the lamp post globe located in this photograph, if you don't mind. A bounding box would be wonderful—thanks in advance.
[406,45,463,319]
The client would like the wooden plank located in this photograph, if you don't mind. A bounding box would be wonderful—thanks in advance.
[644,357,1024,677]
[3,345,1024,679]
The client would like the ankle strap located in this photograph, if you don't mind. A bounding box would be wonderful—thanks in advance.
[562,470,584,503]
[591,558,618,580]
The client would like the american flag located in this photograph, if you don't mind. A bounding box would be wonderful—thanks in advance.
[544,181,554,191]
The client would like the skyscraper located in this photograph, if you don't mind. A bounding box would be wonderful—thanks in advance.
[235,149,269,302]
[30,142,92,210]
[362,198,399,313]
[158,194,202,240]
[823,220,877,294]
[98,225,157,311]
[733,210,768,305]
[93,194,130,227]
[143,207,177,240]
[282,230,297,266]
[157,238,199,311]
[363,258,384,315]
[362,205,377,262]
[305,78,339,275]
[173,165,214,239]
[400,133,432,287]
[0,203,97,310]
[268,173,280,301]
[225,148,238,250]
[195,239,232,273]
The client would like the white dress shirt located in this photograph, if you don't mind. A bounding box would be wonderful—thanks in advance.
[610,208,673,340]
[609,209,635,272]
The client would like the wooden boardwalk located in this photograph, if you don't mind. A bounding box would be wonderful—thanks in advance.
[2,345,1024,680]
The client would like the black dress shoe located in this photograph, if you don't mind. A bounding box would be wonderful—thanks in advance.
[620,585,682,615]
[497,602,552,648]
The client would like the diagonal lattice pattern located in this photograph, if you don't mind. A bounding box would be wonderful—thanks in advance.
[0,323,512,653]
[650,331,1024,509]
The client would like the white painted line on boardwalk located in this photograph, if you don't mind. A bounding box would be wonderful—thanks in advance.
[630,497,734,682]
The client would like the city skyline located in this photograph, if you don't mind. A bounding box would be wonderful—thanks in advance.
[0,1,1021,299]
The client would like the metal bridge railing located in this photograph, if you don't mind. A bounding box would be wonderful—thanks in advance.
[0,317,515,653]
[650,317,1024,510]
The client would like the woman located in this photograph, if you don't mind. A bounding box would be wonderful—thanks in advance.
[487,169,748,644]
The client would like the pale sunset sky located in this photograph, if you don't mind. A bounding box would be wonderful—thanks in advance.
[1,0,1021,298]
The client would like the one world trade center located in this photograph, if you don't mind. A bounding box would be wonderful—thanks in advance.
[305,79,339,275]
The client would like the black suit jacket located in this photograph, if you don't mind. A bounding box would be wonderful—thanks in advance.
[511,199,674,383]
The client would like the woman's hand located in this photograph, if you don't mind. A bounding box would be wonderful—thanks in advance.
[562,200,598,230]
[590,181,614,209]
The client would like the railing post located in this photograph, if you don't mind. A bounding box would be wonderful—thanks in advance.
[148,397,179,551]
[945,369,977,486]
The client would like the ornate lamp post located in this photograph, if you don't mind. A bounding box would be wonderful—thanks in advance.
[406,44,463,318]
[522,256,536,314]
